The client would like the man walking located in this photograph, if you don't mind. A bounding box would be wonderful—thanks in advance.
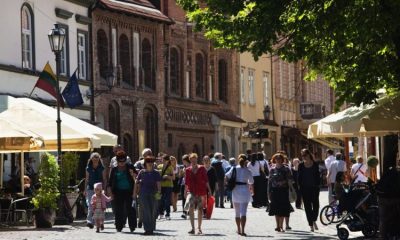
[211,152,226,208]
[324,149,336,203]
[327,153,347,200]
[185,153,211,235]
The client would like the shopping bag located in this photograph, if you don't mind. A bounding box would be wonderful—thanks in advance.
[206,195,215,219]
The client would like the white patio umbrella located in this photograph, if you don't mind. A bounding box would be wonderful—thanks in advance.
[0,97,117,150]
[308,94,400,139]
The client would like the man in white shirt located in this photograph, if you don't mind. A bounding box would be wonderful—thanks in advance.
[351,156,368,183]
[327,153,347,202]
[324,149,336,203]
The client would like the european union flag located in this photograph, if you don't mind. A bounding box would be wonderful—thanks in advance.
[62,70,84,108]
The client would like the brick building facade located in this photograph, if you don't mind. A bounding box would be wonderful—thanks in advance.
[91,0,172,159]
[91,0,241,160]
[161,0,242,160]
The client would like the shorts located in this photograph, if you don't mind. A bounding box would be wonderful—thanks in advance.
[184,193,205,211]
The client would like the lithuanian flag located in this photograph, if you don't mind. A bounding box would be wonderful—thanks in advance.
[31,62,64,107]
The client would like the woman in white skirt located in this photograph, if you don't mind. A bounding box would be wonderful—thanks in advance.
[225,154,254,236]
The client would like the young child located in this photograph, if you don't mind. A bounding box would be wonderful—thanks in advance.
[91,182,111,232]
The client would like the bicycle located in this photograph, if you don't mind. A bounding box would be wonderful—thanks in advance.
[66,179,87,221]
[320,199,345,225]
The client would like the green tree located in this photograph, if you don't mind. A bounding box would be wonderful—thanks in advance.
[177,0,400,106]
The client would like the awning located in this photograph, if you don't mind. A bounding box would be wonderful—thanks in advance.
[308,94,400,138]
[0,97,117,151]
[301,132,343,149]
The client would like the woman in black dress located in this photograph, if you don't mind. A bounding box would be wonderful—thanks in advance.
[298,148,320,232]
[268,153,294,232]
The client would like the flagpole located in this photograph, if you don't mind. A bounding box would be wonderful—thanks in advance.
[28,85,36,98]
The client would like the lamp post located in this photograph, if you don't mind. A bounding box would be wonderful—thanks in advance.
[48,24,69,224]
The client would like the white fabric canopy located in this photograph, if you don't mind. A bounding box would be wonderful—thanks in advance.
[308,94,400,138]
[0,97,117,151]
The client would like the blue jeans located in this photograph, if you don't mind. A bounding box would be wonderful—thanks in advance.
[159,187,172,216]
[85,189,94,224]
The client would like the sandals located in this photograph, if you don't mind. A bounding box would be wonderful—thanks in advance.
[275,227,285,232]
[188,229,195,234]
[197,229,203,235]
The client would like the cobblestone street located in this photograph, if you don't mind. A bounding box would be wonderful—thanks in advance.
[0,189,367,240]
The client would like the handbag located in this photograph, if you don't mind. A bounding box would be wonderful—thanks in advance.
[227,167,237,191]
[288,180,297,203]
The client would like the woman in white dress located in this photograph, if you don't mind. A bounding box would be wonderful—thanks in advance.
[225,155,254,236]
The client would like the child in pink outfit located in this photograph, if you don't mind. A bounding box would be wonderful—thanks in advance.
[91,182,111,232]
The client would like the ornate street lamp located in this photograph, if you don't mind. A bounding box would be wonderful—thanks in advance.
[263,105,271,121]
[48,23,69,224]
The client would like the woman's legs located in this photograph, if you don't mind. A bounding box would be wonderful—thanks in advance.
[85,189,94,227]
[172,192,178,212]
[302,188,314,228]
[240,203,248,235]
[234,202,241,233]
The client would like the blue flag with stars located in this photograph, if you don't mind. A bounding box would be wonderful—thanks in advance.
[62,70,84,108]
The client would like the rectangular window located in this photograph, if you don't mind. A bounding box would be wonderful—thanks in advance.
[77,32,87,80]
[240,67,245,103]
[185,71,190,98]
[22,32,32,69]
[248,69,255,105]
[208,75,213,101]
[112,28,117,69]
[288,63,295,98]
[133,32,139,87]
[263,71,269,106]
[59,25,69,76]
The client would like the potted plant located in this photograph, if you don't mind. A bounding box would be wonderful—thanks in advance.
[31,153,60,228]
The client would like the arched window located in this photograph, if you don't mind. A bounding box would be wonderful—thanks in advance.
[218,59,228,102]
[119,34,131,85]
[144,105,158,154]
[108,101,120,141]
[142,38,154,90]
[123,133,133,159]
[97,29,109,79]
[21,4,34,70]
[195,53,205,98]
[170,47,181,95]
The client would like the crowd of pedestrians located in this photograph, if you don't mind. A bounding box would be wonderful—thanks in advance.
[82,144,359,236]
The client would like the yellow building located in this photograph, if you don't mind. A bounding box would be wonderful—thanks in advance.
[239,52,279,158]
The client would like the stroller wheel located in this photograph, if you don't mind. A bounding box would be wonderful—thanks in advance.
[362,224,377,238]
[337,227,349,240]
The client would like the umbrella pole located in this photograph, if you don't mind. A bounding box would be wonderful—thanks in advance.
[20,151,24,196]
[0,154,3,189]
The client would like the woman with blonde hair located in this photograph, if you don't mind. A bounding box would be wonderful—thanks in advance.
[268,153,294,232]
[226,155,254,236]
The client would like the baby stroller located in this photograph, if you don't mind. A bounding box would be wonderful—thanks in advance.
[336,181,379,240]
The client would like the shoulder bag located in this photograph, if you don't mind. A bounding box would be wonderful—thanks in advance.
[227,167,237,191]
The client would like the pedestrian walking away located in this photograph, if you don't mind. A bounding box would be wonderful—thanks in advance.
[299,148,321,232]
[185,153,211,235]
[225,155,254,236]
[157,154,175,220]
[211,152,226,208]
[324,149,336,203]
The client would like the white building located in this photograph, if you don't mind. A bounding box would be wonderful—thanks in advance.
[0,0,93,120]
[0,0,93,184]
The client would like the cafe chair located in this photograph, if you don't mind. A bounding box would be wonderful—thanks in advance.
[5,197,33,226]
